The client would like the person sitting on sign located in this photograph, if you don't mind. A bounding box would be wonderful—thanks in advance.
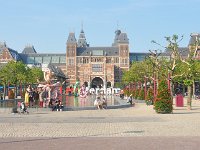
[94,96,103,109]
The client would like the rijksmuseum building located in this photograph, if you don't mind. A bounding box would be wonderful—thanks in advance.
[0,29,199,89]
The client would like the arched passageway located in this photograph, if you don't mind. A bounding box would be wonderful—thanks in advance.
[91,77,103,89]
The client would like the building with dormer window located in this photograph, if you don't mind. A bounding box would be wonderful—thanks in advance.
[66,29,129,88]
[0,31,200,88]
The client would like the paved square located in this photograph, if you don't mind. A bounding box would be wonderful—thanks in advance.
[0,99,200,149]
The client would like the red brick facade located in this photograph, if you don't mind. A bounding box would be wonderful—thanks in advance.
[0,47,15,63]
[66,30,129,88]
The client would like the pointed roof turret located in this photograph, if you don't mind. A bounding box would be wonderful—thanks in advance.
[67,32,77,44]
[77,29,89,47]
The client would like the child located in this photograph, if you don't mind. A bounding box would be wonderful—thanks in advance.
[20,102,29,114]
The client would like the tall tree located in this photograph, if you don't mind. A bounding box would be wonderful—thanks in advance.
[28,67,44,84]
[122,61,148,84]
[153,34,200,110]
[0,61,44,98]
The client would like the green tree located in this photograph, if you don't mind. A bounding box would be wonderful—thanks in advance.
[153,34,200,110]
[0,64,11,99]
[174,59,200,109]
[146,87,154,105]
[138,88,145,100]
[151,35,184,97]
[154,80,173,113]
[0,61,44,98]
[170,35,200,110]
[0,61,27,98]
[122,61,149,86]
[28,67,44,84]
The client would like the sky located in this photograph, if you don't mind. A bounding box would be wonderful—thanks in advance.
[0,0,200,53]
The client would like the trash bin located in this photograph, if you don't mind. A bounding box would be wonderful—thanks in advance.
[176,94,184,107]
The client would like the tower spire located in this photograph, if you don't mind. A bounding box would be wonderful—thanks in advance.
[81,21,83,31]
[78,22,89,47]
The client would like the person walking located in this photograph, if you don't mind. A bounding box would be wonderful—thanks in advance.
[127,94,134,105]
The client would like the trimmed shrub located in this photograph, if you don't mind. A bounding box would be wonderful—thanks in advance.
[154,80,173,113]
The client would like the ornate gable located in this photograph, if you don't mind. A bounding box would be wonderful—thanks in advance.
[0,47,14,63]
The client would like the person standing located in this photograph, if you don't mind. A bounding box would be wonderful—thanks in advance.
[24,85,31,107]
[33,88,39,106]
[38,85,44,108]
[28,85,34,107]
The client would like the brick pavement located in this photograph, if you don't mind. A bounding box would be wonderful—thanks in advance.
[0,137,200,150]
[0,98,200,149]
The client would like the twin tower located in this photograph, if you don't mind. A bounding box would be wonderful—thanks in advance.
[66,29,129,89]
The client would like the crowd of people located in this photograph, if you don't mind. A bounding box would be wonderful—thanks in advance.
[23,82,63,112]
[16,78,134,113]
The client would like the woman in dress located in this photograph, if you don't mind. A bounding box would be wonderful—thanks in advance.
[24,85,31,107]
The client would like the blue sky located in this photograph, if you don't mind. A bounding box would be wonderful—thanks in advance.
[0,0,199,53]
